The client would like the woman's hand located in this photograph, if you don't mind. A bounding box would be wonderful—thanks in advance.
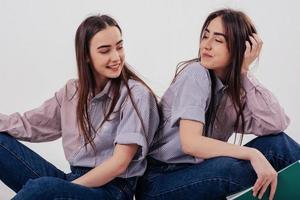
[249,149,277,200]
[241,34,263,75]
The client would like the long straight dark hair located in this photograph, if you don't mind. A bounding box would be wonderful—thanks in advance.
[174,9,257,144]
[75,15,158,150]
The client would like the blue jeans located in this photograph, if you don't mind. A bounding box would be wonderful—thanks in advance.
[0,132,137,200]
[136,132,300,200]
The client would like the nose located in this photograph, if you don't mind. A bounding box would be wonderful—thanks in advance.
[110,49,120,62]
[202,38,212,50]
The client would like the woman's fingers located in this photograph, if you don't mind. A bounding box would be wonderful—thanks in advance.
[258,179,271,199]
[249,36,258,54]
[253,175,267,196]
[253,172,277,200]
[242,34,263,74]
[244,41,251,58]
[252,33,263,57]
[248,34,263,57]
[269,174,278,200]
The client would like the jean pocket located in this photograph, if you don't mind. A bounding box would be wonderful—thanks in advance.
[108,178,136,200]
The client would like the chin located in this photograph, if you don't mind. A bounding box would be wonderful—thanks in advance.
[200,61,211,69]
[108,71,122,79]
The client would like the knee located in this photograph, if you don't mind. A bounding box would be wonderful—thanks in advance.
[261,132,294,147]
[22,177,61,194]
[0,132,13,144]
[247,132,300,158]
[0,133,18,153]
[247,132,288,147]
[14,177,62,200]
[268,132,287,139]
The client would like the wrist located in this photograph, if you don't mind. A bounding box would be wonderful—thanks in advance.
[241,67,249,75]
[72,178,85,186]
[249,148,262,161]
[241,72,259,91]
[243,147,260,161]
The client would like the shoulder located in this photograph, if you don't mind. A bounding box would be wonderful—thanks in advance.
[118,79,157,112]
[186,61,208,74]
[174,61,211,86]
[126,79,153,97]
[56,79,78,100]
[178,62,209,79]
[65,79,78,93]
[64,78,77,88]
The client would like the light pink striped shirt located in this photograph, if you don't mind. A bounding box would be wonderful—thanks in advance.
[0,79,160,177]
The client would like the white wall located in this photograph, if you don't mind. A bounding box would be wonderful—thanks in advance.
[0,0,299,198]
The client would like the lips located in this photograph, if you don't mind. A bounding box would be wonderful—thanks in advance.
[107,64,120,71]
[201,52,213,58]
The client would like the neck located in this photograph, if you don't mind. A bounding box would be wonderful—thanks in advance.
[94,76,108,94]
[213,69,227,82]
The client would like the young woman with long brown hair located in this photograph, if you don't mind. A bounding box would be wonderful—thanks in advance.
[0,15,159,199]
[136,9,300,200]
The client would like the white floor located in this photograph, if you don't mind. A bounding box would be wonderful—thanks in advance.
[0,182,14,200]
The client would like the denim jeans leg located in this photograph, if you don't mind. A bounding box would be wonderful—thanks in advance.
[244,132,300,171]
[13,176,136,200]
[0,132,65,192]
[136,133,300,200]
[136,157,257,200]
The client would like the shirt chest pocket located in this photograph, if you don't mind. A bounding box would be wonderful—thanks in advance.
[93,112,120,145]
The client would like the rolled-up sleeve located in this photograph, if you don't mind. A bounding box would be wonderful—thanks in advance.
[114,85,159,161]
[170,63,211,127]
[0,84,66,142]
[239,73,290,136]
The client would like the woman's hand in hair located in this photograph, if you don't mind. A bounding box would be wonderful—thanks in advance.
[241,34,263,75]
[250,149,277,200]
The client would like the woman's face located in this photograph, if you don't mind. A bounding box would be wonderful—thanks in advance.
[200,16,230,78]
[89,26,125,88]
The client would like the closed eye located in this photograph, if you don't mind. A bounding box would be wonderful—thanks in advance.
[117,45,123,50]
[99,49,110,54]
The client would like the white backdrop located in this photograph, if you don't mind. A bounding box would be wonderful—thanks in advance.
[0,0,299,198]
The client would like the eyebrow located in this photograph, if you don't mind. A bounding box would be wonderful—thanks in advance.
[204,28,226,38]
[97,40,123,49]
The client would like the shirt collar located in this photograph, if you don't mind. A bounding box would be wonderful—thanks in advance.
[92,80,113,101]
[215,76,227,94]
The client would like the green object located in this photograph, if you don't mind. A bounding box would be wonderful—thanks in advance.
[227,160,300,200]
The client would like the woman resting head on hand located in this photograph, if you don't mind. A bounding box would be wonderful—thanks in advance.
[136,8,299,200]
